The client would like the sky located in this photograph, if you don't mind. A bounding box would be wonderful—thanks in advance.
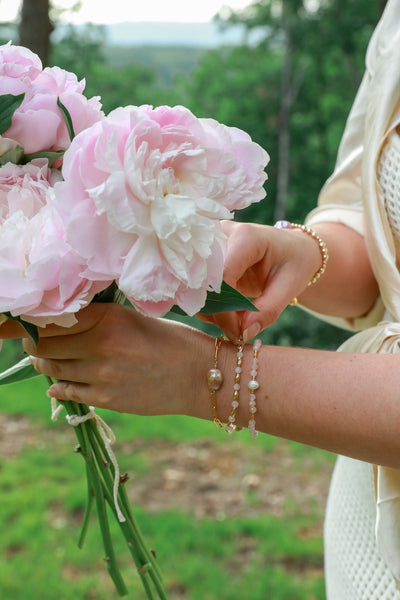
[0,0,253,24]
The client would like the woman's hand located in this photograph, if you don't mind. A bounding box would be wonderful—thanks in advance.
[201,220,323,342]
[23,302,215,417]
[201,220,379,342]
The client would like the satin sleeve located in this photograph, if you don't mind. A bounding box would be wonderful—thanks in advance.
[301,29,386,331]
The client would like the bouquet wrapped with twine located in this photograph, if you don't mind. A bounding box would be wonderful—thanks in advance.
[0,42,269,598]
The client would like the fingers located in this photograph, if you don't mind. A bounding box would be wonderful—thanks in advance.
[0,319,29,339]
[241,263,304,339]
[30,355,117,408]
[35,303,110,338]
[24,331,93,359]
[207,311,244,343]
[23,303,126,359]
[1,303,110,342]
[47,381,94,406]
[221,221,268,291]
[30,356,90,384]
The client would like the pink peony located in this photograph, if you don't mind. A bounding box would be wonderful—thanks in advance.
[0,42,103,154]
[0,41,42,81]
[0,160,106,326]
[54,104,269,316]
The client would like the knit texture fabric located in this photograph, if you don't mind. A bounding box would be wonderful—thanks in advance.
[325,457,400,599]
[324,133,400,599]
[379,131,400,257]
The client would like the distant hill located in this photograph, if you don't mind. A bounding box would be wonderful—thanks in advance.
[104,21,251,47]
[104,45,206,87]
[2,18,264,50]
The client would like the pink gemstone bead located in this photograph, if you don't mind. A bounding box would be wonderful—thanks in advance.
[274,220,292,229]
[253,339,262,351]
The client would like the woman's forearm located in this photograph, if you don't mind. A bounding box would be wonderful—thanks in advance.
[191,334,400,469]
[24,300,396,469]
[297,222,379,319]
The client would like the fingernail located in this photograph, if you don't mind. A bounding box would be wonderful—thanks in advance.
[243,322,261,344]
[221,329,240,344]
[46,386,56,398]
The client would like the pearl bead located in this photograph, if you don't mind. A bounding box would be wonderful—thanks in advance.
[207,368,223,391]
[248,380,259,391]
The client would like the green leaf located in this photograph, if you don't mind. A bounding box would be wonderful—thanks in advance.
[4,313,39,347]
[200,281,259,315]
[170,281,259,316]
[0,356,41,385]
[57,97,75,141]
[0,144,24,166]
[0,93,25,135]
[24,150,65,167]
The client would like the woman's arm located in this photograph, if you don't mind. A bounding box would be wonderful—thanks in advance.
[204,220,379,341]
[297,221,379,318]
[25,302,400,470]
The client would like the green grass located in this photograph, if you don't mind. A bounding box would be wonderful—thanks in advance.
[0,377,330,600]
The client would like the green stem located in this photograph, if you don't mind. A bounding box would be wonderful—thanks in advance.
[62,400,128,597]
[46,385,169,600]
[78,462,95,549]
[84,417,163,599]
[83,410,168,600]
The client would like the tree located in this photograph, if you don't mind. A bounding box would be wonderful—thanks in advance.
[210,0,383,223]
[17,0,82,66]
[19,0,53,65]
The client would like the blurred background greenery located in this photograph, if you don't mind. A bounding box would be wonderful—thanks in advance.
[0,1,385,598]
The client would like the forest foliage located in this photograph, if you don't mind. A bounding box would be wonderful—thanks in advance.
[0,0,383,353]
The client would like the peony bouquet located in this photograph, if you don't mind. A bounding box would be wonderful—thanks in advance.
[0,42,269,598]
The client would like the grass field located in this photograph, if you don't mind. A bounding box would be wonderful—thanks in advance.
[0,374,334,600]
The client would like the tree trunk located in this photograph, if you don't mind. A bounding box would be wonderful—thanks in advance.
[18,0,53,66]
[274,1,304,223]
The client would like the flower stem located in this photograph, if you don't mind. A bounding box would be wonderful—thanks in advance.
[50,391,168,599]
[78,462,95,549]
[85,410,167,598]
[62,399,128,597]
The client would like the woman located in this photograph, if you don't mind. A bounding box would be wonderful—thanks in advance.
[3,0,400,597]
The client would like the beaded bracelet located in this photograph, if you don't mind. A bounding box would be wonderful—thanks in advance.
[207,338,261,438]
[225,341,244,434]
[274,221,329,304]
[207,336,225,428]
[248,339,261,439]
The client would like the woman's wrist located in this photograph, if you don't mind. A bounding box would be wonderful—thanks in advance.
[195,334,260,434]
[274,221,328,291]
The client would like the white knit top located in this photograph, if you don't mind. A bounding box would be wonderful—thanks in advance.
[323,132,400,600]
[379,131,400,258]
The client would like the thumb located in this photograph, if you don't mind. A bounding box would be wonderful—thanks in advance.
[35,302,110,339]
[241,272,300,342]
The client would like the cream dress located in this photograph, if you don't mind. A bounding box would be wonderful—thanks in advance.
[303,0,400,597]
